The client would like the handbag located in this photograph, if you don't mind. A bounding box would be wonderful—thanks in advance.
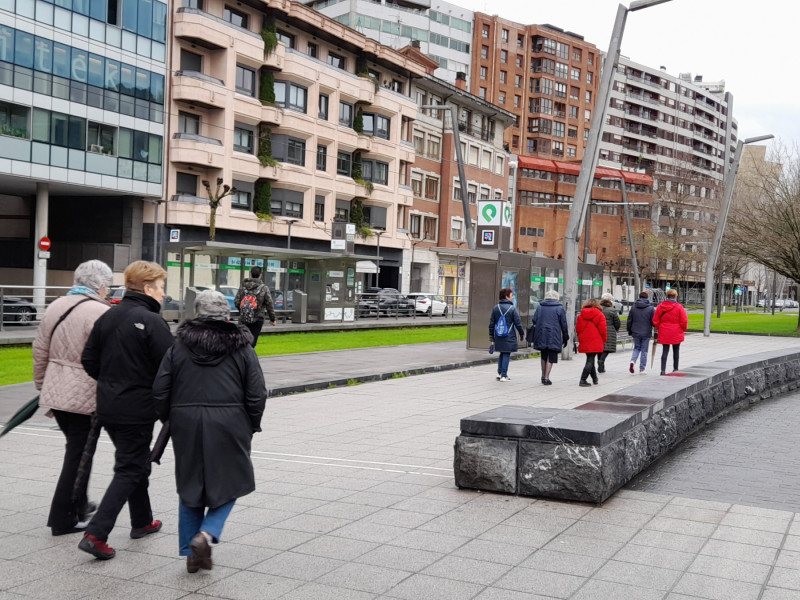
[525,324,535,346]
[488,343,494,354]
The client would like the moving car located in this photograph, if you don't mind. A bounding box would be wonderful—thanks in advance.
[219,286,238,310]
[406,293,448,316]
[1,297,37,324]
[359,287,414,317]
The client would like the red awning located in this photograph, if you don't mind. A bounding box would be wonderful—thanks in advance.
[620,171,653,186]
[554,161,581,175]
[593,166,622,179]
[517,156,557,171]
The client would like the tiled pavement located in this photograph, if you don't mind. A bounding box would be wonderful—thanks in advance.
[2,333,800,599]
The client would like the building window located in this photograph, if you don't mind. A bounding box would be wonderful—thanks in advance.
[495,155,504,175]
[233,125,254,153]
[498,92,506,105]
[276,30,295,48]
[0,101,29,138]
[482,24,489,38]
[339,101,353,127]
[552,141,564,156]
[467,184,477,203]
[451,218,463,241]
[307,42,317,58]
[271,134,306,166]
[500,50,507,63]
[409,213,421,236]
[426,135,440,159]
[587,71,593,84]
[516,55,523,67]
[555,63,568,79]
[362,113,390,139]
[481,46,488,59]
[413,131,424,154]
[501,28,509,42]
[336,151,352,175]
[557,42,569,59]
[271,188,304,218]
[328,52,346,70]
[567,145,576,157]
[480,66,487,80]
[569,106,578,119]
[553,121,565,137]
[515,75,522,87]
[514,95,521,108]
[86,121,116,154]
[318,93,329,120]
[585,90,592,103]
[314,195,325,222]
[570,86,579,100]
[235,65,256,97]
[231,189,251,209]
[362,159,389,185]
[571,68,580,81]
[500,70,507,84]
[316,145,327,171]
[411,174,422,197]
[180,49,202,73]
[176,172,197,196]
[585,109,591,122]
[178,111,199,135]
[517,34,523,47]
[423,216,437,241]
[479,87,486,99]
[424,175,439,201]
[274,81,307,113]
[573,48,582,62]
[223,6,248,29]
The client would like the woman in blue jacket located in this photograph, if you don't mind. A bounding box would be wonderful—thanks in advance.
[489,288,524,382]
[532,289,569,385]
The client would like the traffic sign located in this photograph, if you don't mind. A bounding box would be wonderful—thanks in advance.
[38,236,51,251]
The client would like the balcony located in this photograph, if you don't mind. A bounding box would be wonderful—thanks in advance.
[170,133,225,169]
[259,163,280,180]
[624,125,658,139]
[172,73,227,110]
[626,72,663,90]
[174,8,230,50]
[457,121,494,142]
[626,91,661,106]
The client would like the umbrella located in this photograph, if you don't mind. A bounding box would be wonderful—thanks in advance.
[0,396,39,438]
[72,415,101,504]
[650,333,659,370]
[149,421,171,465]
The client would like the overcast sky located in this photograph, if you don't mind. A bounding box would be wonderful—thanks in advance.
[451,0,795,153]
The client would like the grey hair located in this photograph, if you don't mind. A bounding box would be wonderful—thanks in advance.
[601,292,615,302]
[73,260,113,292]
[194,290,230,321]
[544,289,560,300]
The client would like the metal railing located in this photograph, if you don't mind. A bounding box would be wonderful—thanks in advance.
[354,293,468,321]
[0,285,72,331]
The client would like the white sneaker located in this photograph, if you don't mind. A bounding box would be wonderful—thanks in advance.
[499,376,509,382]
[496,375,501,381]
[639,370,646,375]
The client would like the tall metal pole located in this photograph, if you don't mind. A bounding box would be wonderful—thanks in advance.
[374,230,383,287]
[562,4,628,359]
[702,134,773,336]
[620,180,641,297]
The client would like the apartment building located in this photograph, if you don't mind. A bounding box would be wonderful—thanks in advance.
[0,0,167,285]
[598,58,736,296]
[302,0,473,85]
[515,157,653,283]
[165,0,426,292]
[407,69,515,296]
[469,14,601,162]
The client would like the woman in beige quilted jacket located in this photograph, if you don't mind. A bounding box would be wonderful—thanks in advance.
[33,260,112,536]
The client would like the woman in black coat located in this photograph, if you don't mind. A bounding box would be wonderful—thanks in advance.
[153,290,267,573]
[532,289,569,385]
[488,287,524,382]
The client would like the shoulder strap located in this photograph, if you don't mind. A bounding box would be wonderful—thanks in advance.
[499,304,512,316]
[50,296,93,339]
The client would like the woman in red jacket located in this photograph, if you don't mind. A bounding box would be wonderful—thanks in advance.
[575,298,608,387]
[652,288,689,375]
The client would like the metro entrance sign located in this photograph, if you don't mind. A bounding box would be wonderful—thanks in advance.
[39,237,51,251]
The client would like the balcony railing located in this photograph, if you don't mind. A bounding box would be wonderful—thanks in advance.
[457,121,493,142]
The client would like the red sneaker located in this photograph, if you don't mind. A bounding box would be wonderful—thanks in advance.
[130,519,162,539]
[78,534,116,560]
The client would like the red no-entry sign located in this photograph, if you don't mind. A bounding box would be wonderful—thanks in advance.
[39,237,51,251]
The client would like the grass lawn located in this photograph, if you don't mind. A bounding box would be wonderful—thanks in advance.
[0,326,468,386]
[686,312,800,335]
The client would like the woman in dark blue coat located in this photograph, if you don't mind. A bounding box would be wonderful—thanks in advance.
[488,288,524,382]
[532,289,569,385]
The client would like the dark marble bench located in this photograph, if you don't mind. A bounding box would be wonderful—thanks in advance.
[454,349,800,503]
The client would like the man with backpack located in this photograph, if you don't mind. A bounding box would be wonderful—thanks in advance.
[234,266,276,347]
[488,287,524,382]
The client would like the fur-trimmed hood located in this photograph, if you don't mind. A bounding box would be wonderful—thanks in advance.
[176,318,254,365]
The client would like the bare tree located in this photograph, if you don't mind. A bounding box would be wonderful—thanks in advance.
[727,143,800,329]
[202,178,236,242]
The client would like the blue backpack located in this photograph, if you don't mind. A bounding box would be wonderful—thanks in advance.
[493,304,512,338]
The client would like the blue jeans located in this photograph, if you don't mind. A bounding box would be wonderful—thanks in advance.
[497,352,511,377]
[178,499,235,557]
[630,337,649,371]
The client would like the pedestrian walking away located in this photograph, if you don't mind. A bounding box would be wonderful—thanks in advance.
[597,293,621,373]
[488,288,525,382]
[575,298,607,387]
[78,261,174,560]
[652,288,689,376]
[153,290,267,573]
[33,260,112,536]
[234,266,276,348]
[532,289,569,385]
[627,291,656,374]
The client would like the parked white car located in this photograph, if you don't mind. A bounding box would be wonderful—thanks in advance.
[407,293,448,316]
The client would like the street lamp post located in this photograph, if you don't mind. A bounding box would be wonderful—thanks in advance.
[562,0,673,360]
[373,229,385,287]
[702,134,773,336]
[281,217,301,310]
[601,176,641,298]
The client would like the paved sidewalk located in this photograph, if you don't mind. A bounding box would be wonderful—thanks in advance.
[1,334,800,599]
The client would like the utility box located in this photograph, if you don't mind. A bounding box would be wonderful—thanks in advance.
[293,290,308,324]
[182,287,204,320]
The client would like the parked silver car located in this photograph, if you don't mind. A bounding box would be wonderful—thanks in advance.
[407,293,448,316]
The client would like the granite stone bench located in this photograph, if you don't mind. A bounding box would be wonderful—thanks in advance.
[454,349,800,503]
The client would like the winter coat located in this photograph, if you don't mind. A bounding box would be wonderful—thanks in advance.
[234,278,276,323]
[601,305,621,353]
[532,299,569,352]
[488,299,525,353]
[153,318,267,509]
[575,306,607,354]
[627,298,656,339]
[34,294,110,415]
[652,299,688,345]
[82,292,174,425]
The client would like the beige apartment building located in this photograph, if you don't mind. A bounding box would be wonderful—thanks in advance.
[159,0,427,293]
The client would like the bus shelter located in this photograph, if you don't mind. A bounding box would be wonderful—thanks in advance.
[466,251,604,350]
[163,241,380,323]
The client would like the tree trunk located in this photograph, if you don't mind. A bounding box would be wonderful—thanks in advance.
[209,206,217,241]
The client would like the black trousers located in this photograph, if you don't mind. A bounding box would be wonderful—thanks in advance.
[86,422,154,541]
[48,410,93,530]
[245,319,263,347]
[661,343,681,373]
[581,353,599,382]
